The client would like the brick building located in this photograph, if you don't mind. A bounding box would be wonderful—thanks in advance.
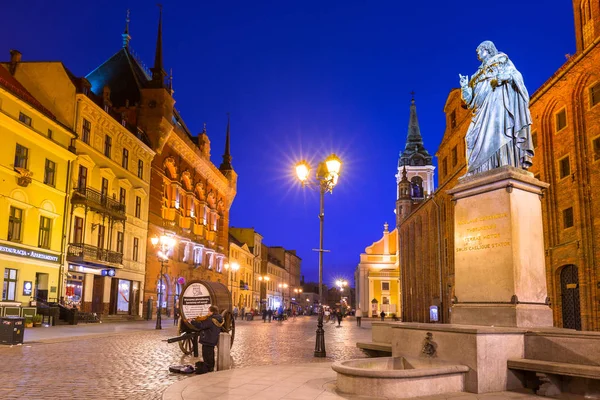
[85,10,237,317]
[401,0,600,330]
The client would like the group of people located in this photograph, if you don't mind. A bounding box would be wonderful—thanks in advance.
[261,306,296,322]
[232,306,251,321]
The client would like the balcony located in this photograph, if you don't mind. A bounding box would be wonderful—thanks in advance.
[72,187,126,220]
[67,243,123,266]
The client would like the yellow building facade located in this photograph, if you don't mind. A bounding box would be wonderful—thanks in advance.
[228,237,255,311]
[0,63,76,306]
[355,223,400,318]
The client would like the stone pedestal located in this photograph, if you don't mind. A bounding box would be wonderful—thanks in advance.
[448,167,553,328]
[217,332,231,371]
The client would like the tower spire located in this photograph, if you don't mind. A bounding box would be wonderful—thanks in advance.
[220,113,233,171]
[151,4,166,87]
[122,9,131,48]
[398,94,432,167]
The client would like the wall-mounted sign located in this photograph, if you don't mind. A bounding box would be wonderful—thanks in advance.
[101,269,116,277]
[429,305,439,322]
[23,281,32,296]
[0,243,59,263]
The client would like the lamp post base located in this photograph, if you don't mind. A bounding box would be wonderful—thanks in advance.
[314,312,326,357]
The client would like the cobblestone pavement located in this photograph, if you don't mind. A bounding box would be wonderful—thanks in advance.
[0,316,371,400]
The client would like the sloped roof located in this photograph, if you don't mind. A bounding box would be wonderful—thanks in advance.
[0,65,56,120]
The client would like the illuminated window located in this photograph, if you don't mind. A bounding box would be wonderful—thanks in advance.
[3,268,18,301]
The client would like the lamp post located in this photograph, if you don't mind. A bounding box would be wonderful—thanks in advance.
[295,153,342,358]
[151,234,176,330]
[278,283,289,308]
[336,279,348,314]
[293,287,303,314]
[258,275,270,310]
[224,261,240,307]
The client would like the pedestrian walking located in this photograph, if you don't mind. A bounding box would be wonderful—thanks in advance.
[173,305,180,326]
[186,305,224,375]
[233,306,239,320]
[262,308,267,323]
[267,308,273,323]
[380,310,386,321]
[241,307,245,320]
[330,309,336,324]
[336,308,342,326]
[355,308,362,327]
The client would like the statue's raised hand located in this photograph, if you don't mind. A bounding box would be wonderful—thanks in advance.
[459,74,469,88]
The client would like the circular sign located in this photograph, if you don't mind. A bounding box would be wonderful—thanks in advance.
[179,281,213,329]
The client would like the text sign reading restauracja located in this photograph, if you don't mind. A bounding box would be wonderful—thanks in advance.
[456,212,511,253]
[180,281,212,321]
[0,243,60,263]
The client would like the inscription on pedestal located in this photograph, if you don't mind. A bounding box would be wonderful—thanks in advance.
[456,213,510,253]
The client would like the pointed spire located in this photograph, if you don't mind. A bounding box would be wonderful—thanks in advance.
[122,9,131,48]
[402,165,408,181]
[220,113,233,171]
[398,94,432,167]
[151,4,166,87]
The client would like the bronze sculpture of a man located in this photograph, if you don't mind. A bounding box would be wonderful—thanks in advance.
[459,41,534,176]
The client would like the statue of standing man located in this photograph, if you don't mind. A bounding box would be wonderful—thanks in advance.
[459,41,534,176]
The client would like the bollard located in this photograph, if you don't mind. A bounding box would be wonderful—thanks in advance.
[217,332,231,371]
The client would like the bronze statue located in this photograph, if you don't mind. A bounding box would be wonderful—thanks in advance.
[459,41,534,176]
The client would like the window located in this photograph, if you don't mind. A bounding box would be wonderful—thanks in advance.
[38,216,51,249]
[47,129,53,140]
[3,269,18,301]
[78,166,88,189]
[82,119,91,144]
[122,148,129,169]
[8,207,23,242]
[104,135,112,158]
[133,237,139,261]
[19,112,32,126]
[381,282,390,291]
[97,225,105,249]
[44,159,56,187]
[451,146,458,167]
[14,144,29,169]
[73,216,84,243]
[450,110,456,129]
[119,188,126,206]
[555,109,567,132]
[559,156,571,179]
[591,83,600,108]
[116,232,124,254]
[137,160,144,179]
[135,196,141,218]
[563,207,574,229]
[532,131,538,149]
[593,137,600,161]
[101,178,109,198]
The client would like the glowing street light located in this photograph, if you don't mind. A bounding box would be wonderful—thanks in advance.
[150,234,177,330]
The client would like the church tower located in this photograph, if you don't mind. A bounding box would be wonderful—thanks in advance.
[395,96,435,202]
[395,165,412,224]
[573,0,600,52]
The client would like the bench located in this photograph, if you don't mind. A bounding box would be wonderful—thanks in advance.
[356,341,392,356]
[508,358,600,398]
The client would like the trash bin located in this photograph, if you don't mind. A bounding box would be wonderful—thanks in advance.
[0,316,25,345]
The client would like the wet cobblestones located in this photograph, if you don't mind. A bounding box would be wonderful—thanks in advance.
[0,317,371,399]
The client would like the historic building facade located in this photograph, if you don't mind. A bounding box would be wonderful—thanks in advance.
[229,227,263,311]
[3,51,155,316]
[0,61,77,306]
[401,0,600,330]
[228,234,254,310]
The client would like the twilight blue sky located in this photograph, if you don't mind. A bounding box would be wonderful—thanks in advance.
[1,1,575,287]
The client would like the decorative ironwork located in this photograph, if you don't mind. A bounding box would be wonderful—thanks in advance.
[560,264,581,330]
[71,187,126,220]
[67,243,123,265]
[14,167,33,187]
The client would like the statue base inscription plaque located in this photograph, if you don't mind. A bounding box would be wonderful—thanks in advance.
[448,166,553,328]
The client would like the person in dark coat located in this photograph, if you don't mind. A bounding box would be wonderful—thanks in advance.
[336,308,343,326]
[187,305,224,374]
[380,310,386,321]
[262,308,267,323]
[267,308,273,323]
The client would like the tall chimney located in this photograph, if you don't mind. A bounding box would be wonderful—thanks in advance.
[9,50,22,75]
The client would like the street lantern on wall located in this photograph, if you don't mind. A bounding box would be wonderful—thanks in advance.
[150,234,176,330]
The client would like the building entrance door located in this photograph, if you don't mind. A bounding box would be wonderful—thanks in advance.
[560,264,581,330]
[92,275,105,314]
[35,272,49,302]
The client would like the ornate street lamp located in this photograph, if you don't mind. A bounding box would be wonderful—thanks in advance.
[295,153,342,358]
[224,261,240,306]
[258,275,270,310]
[151,234,176,330]
[278,283,289,307]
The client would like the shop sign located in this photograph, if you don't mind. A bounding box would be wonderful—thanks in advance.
[0,243,59,263]
[101,269,116,277]
[23,281,32,296]
[180,281,212,321]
